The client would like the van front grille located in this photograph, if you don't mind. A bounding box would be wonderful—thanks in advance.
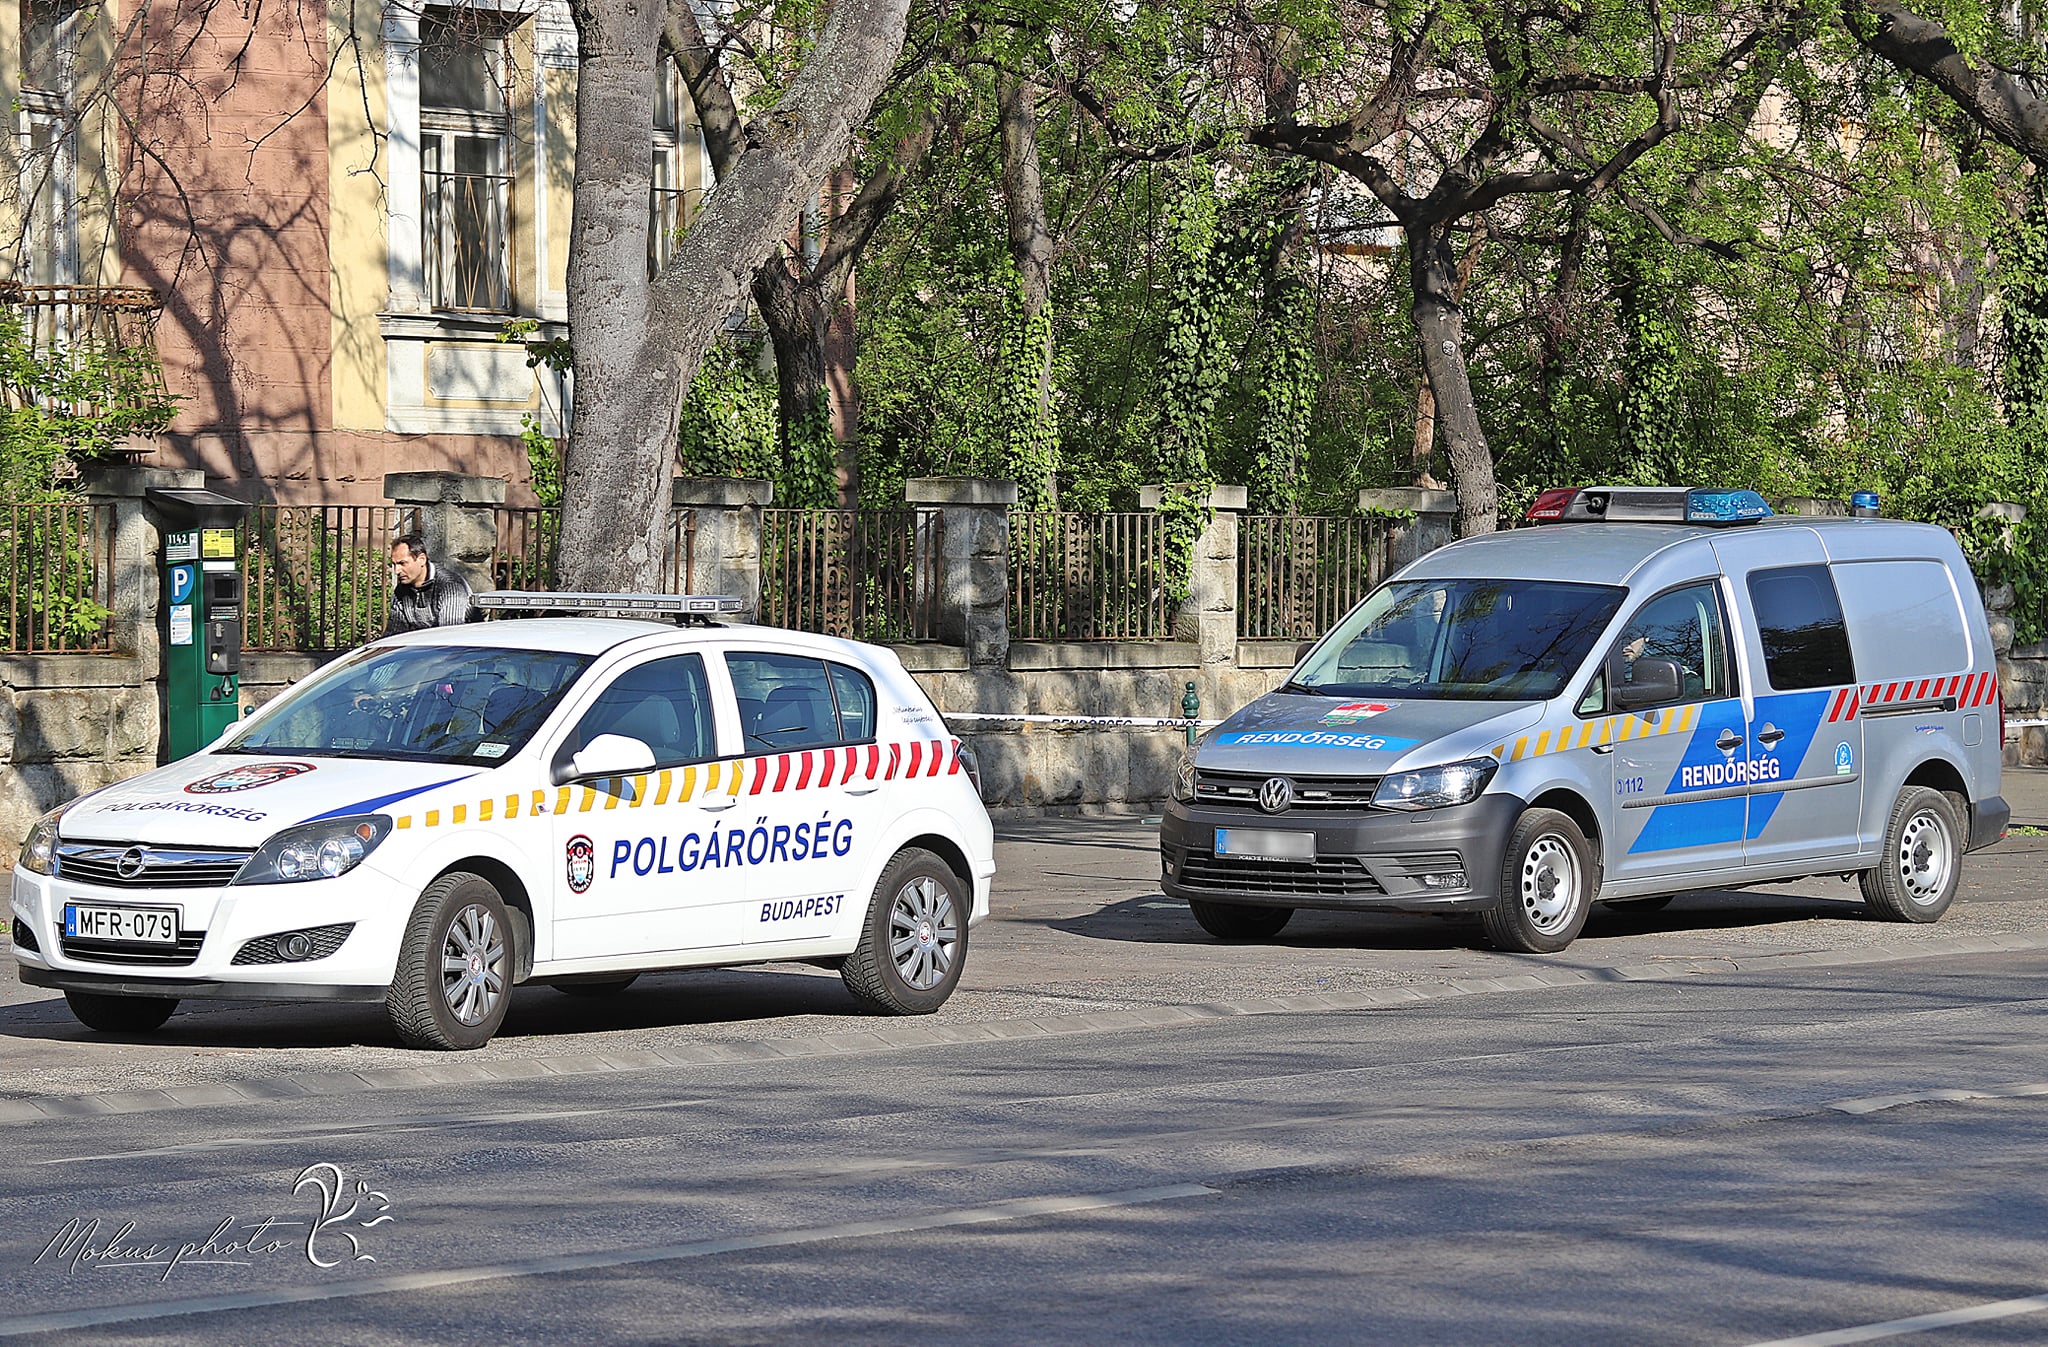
[1195,771,1382,811]
[1175,849,1385,899]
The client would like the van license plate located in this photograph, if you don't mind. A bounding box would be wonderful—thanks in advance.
[63,904,179,944]
[1214,828,1314,862]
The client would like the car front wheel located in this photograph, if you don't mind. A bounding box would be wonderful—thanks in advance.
[386,872,516,1050]
[1483,808,1595,954]
[64,990,178,1035]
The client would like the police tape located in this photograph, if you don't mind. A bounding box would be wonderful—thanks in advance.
[2008,718,2048,736]
[944,712,1223,729]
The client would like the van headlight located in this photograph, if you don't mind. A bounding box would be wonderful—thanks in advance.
[1373,758,1498,811]
[234,815,393,885]
[1173,753,1197,802]
[18,803,67,876]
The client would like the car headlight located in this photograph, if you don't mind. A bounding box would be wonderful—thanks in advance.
[1373,757,1498,811]
[18,803,67,876]
[1173,753,1197,802]
[234,815,393,885]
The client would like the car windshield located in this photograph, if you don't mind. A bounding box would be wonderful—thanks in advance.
[1293,578,1626,701]
[224,644,595,764]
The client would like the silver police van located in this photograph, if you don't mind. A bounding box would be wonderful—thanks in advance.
[1162,487,2009,953]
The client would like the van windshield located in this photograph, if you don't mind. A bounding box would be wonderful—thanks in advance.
[222,644,594,764]
[1292,578,1626,701]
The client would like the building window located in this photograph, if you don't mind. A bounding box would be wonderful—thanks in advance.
[18,0,81,286]
[649,53,689,276]
[420,12,512,313]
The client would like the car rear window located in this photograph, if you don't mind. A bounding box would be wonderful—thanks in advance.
[1831,560,1970,682]
[1746,565,1856,691]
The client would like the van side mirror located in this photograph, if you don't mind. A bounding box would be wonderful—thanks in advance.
[564,733,657,782]
[1614,658,1683,710]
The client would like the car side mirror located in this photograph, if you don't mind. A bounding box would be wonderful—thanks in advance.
[1295,640,1317,664]
[1614,657,1683,710]
[565,733,657,781]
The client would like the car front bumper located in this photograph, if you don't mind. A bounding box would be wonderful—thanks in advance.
[10,860,412,1000]
[1160,793,1525,913]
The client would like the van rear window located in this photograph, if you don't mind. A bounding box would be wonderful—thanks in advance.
[1746,565,1855,691]
[1831,560,1970,682]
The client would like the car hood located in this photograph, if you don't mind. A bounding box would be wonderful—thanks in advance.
[1200,692,1547,775]
[57,755,490,849]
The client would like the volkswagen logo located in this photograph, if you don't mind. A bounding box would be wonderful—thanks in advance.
[1257,777,1294,814]
[115,846,151,880]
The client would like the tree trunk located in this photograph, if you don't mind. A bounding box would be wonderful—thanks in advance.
[557,0,912,592]
[752,260,833,495]
[1408,222,1497,536]
[997,71,1057,506]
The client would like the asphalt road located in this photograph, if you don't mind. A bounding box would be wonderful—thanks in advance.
[5,800,2048,1344]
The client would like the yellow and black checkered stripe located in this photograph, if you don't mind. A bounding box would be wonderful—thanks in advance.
[1491,705,1700,763]
[391,739,962,833]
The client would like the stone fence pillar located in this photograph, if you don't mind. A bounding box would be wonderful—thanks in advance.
[384,471,507,596]
[1140,484,1246,664]
[1359,487,1458,572]
[907,477,1016,667]
[674,478,773,620]
[78,464,203,672]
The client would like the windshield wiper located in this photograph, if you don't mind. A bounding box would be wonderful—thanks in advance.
[1276,679,1327,696]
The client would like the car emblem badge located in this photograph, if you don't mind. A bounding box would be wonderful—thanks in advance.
[116,847,150,880]
[1258,777,1294,814]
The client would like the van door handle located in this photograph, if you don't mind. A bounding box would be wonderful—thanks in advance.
[1756,724,1785,746]
[1591,744,1614,755]
[846,784,881,796]
[1716,730,1745,752]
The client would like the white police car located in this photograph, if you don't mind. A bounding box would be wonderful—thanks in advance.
[11,594,995,1048]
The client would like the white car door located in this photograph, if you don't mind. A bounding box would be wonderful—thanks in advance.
[547,651,752,962]
[721,649,886,946]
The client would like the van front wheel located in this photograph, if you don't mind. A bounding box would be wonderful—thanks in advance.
[1484,809,1594,954]
[1860,786,1962,923]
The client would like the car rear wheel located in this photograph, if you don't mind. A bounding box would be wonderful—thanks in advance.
[1188,899,1294,941]
[1483,808,1594,954]
[1860,786,1962,923]
[386,872,515,1050]
[842,848,967,1015]
[64,990,178,1035]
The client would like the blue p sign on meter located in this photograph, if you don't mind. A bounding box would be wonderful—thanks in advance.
[169,563,196,607]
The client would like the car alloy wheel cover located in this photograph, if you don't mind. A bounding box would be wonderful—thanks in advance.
[440,902,506,1027]
[889,875,958,990]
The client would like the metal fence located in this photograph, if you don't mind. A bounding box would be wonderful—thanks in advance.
[1009,511,1172,641]
[494,508,695,594]
[0,501,115,653]
[761,508,943,642]
[245,505,408,652]
[1238,514,1391,640]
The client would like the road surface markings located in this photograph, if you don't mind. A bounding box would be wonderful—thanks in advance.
[1827,1081,2048,1115]
[1744,1292,2048,1345]
[0,1183,1215,1339]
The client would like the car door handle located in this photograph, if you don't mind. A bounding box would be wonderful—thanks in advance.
[1716,730,1745,751]
[700,796,738,811]
[1756,724,1785,746]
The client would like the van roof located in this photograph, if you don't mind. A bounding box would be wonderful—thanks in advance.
[1407,515,1950,586]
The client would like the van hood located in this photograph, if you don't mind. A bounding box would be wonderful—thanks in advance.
[1200,693,1546,775]
[57,755,489,850]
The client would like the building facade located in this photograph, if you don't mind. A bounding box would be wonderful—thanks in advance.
[0,0,708,504]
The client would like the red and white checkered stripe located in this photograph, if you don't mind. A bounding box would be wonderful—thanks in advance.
[1847,672,1999,716]
[749,739,960,795]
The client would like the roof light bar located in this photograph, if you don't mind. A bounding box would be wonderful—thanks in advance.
[1522,486,1773,527]
[473,591,743,614]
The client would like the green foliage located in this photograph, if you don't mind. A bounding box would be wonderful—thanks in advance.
[1249,272,1320,513]
[995,278,1059,510]
[676,342,781,483]
[0,312,176,500]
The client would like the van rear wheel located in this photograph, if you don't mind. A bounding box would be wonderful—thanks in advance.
[1860,786,1962,923]
[1484,809,1594,954]
[1187,899,1293,941]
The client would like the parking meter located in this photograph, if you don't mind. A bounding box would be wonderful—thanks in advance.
[147,487,249,760]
